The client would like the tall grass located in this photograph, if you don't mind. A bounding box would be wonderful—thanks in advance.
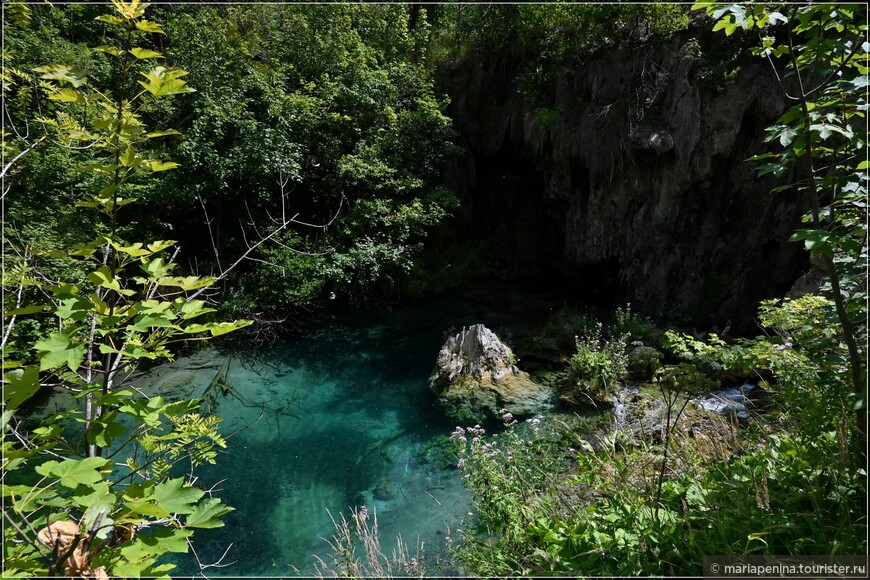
[314,506,425,578]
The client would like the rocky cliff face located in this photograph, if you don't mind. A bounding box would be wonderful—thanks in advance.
[442,31,807,330]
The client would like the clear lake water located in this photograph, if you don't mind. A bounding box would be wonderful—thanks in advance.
[132,288,572,576]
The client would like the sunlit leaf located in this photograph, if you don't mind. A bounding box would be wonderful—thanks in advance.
[136,19,165,34]
[4,305,49,317]
[178,299,215,320]
[55,296,90,321]
[34,333,85,372]
[138,66,195,98]
[2,367,40,410]
[94,45,123,56]
[850,74,869,89]
[153,478,203,514]
[34,457,110,488]
[712,18,731,32]
[768,11,788,25]
[95,14,125,26]
[130,314,173,332]
[88,266,122,292]
[145,129,181,139]
[45,283,81,297]
[790,229,834,256]
[33,64,87,88]
[158,275,216,290]
[129,48,163,60]
[185,498,234,529]
[49,88,86,103]
[779,126,799,147]
[110,241,151,257]
[209,320,253,336]
[147,160,179,172]
[119,143,141,167]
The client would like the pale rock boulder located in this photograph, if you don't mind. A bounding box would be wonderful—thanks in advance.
[430,324,553,422]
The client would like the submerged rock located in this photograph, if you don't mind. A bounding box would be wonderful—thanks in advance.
[373,480,397,501]
[430,324,554,422]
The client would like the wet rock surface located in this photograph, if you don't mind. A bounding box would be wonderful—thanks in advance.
[610,381,766,447]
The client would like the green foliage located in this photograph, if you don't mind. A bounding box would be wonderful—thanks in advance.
[612,303,661,347]
[244,231,326,311]
[5,2,459,318]
[2,2,241,576]
[686,432,865,556]
[455,291,864,575]
[161,4,459,310]
[449,411,563,576]
[427,3,691,114]
[651,362,718,396]
[667,294,860,444]
[626,345,664,380]
[433,2,690,65]
[519,425,866,576]
[455,401,865,576]
[525,439,680,575]
[568,322,628,397]
[695,2,867,405]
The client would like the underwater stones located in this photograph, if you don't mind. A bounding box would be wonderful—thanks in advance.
[374,480,398,501]
[154,370,196,393]
[416,435,460,472]
[273,479,344,561]
[430,324,554,422]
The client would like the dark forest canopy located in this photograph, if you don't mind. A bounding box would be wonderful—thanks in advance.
[3,1,697,323]
[5,2,462,319]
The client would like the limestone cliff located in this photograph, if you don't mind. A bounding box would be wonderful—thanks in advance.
[441,30,807,330]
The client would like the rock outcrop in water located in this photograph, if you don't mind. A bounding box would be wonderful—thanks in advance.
[430,324,553,422]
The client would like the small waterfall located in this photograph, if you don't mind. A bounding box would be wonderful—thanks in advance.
[611,386,638,431]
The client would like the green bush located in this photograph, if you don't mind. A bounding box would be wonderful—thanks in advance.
[568,322,628,397]
[453,290,865,576]
[449,411,561,576]
[456,418,865,576]
[612,303,661,347]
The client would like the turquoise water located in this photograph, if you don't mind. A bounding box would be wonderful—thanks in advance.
[139,291,562,576]
[17,287,576,575]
